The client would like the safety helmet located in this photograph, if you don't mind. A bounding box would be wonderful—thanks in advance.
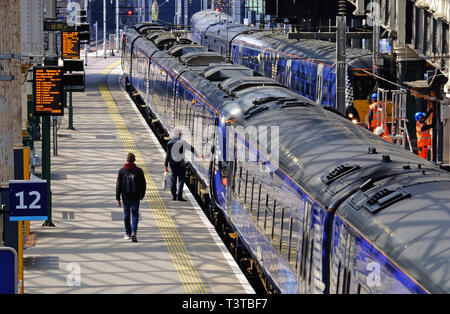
[375,127,385,136]
[415,112,426,121]
[371,93,378,100]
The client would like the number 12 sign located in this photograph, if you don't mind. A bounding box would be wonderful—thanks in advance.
[9,180,48,221]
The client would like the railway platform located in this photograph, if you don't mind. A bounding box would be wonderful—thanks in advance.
[23,55,253,294]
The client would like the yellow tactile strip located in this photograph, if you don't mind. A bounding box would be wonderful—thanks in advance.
[100,61,208,294]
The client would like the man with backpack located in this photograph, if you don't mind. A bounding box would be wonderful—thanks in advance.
[116,152,146,242]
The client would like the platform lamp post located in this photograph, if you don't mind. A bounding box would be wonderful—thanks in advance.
[116,0,119,53]
[103,0,106,58]
[67,89,75,130]
[42,0,57,227]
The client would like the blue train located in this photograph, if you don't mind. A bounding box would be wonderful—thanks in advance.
[190,10,396,123]
[121,23,449,294]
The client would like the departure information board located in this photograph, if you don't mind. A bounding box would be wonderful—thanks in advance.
[33,66,64,116]
[62,31,80,59]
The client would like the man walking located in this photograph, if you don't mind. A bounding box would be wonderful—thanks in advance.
[116,152,146,242]
[164,128,200,202]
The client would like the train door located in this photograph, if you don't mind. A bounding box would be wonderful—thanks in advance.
[174,82,183,129]
[161,72,169,128]
[232,44,240,64]
[264,52,272,78]
[166,77,176,132]
[298,198,313,294]
[271,53,279,80]
[145,60,151,107]
[258,52,264,75]
[329,218,356,294]
[286,59,292,89]
[239,45,243,65]
[298,198,326,294]
[316,64,324,105]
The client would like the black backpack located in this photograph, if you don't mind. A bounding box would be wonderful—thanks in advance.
[122,169,137,194]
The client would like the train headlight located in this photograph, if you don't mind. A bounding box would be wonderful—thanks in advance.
[352,119,358,124]
[348,113,354,119]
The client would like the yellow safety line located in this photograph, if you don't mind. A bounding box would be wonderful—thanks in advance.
[99,61,208,294]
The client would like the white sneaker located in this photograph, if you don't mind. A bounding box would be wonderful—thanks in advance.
[123,235,131,240]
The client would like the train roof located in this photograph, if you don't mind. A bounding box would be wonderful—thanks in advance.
[168,44,208,57]
[190,9,234,34]
[234,99,450,293]
[200,63,254,82]
[340,173,450,293]
[180,51,227,66]
[237,31,373,69]
[205,23,258,43]
[133,23,167,33]
[191,10,373,71]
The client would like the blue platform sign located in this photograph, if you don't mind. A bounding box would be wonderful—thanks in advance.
[0,247,18,294]
[9,180,48,221]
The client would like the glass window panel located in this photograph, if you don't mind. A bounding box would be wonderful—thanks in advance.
[245,174,253,211]
[288,217,300,269]
[240,169,248,205]
[257,185,266,231]
[264,195,274,239]
[272,200,282,247]
[280,208,290,259]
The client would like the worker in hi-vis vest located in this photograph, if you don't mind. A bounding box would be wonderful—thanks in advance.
[415,108,435,160]
[367,93,389,134]
[375,127,392,143]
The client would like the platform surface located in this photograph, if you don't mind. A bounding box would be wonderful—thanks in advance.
[24,54,253,294]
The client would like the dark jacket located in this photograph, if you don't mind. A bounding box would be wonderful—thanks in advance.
[164,138,196,169]
[116,162,146,201]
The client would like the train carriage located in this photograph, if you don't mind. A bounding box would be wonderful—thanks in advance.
[121,23,450,294]
[190,10,397,123]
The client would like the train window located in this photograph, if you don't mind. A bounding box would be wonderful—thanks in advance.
[264,194,274,238]
[254,182,262,223]
[357,284,370,294]
[237,165,243,195]
[310,75,316,100]
[340,265,353,294]
[301,72,306,95]
[280,208,290,258]
[295,69,300,92]
[249,177,256,215]
[272,200,281,245]
[175,93,181,127]
[336,261,342,294]
[346,271,351,294]
[308,239,314,286]
[234,164,242,197]
[300,199,313,281]
[239,170,250,209]
[323,79,329,104]
[306,73,310,97]
[257,185,266,231]
[232,162,239,196]
[288,217,300,270]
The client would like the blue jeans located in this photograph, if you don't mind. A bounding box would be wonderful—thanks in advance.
[122,198,140,236]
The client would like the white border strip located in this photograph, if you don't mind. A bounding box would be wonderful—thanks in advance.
[111,66,255,294]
